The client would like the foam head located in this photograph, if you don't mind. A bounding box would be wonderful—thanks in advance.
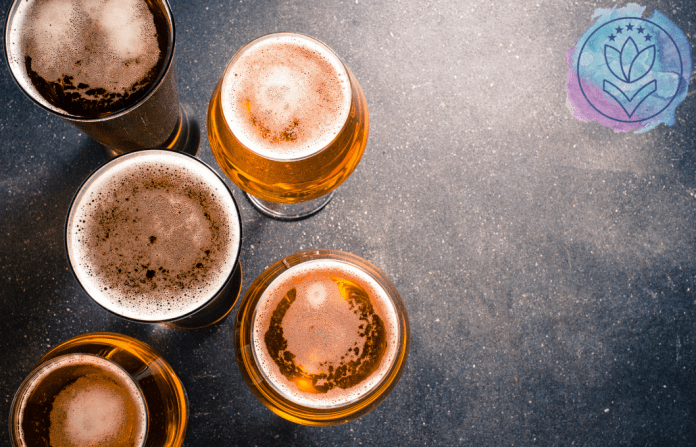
[6,0,170,117]
[16,354,147,447]
[221,33,352,161]
[66,150,241,321]
[252,259,400,408]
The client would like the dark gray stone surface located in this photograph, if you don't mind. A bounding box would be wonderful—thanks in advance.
[1,0,695,445]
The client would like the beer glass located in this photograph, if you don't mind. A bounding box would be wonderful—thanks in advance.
[235,249,409,425]
[9,332,187,447]
[65,150,243,329]
[207,33,369,220]
[5,0,199,159]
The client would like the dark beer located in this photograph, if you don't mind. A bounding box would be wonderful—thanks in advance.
[6,0,171,118]
[66,150,242,326]
[5,0,199,157]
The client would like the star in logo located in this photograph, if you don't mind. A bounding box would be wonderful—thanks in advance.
[608,33,616,41]
[615,26,623,34]
[645,33,652,41]
[626,23,634,31]
[637,25,645,34]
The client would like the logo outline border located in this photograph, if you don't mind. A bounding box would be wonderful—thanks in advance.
[576,17,684,123]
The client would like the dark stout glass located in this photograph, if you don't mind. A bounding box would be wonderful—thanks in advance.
[14,354,147,447]
[66,150,243,328]
[7,0,170,118]
[5,0,199,157]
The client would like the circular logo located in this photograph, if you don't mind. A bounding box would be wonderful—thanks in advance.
[576,17,683,123]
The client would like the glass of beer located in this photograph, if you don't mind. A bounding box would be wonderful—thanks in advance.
[235,249,409,425]
[9,332,187,447]
[65,149,243,329]
[5,0,199,158]
[207,33,369,220]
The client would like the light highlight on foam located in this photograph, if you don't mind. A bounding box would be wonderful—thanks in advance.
[17,354,147,447]
[66,151,241,321]
[7,0,161,114]
[252,259,399,408]
[221,34,352,161]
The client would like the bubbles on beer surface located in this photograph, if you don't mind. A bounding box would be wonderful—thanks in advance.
[221,34,352,160]
[252,260,399,408]
[8,0,165,117]
[17,355,146,447]
[67,152,241,321]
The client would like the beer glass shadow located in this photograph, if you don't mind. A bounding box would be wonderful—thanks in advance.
[97,312,233,345]
[239,418,321,446]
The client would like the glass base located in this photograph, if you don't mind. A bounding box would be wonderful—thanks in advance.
[101,103,200,159]
[246,191,335,220]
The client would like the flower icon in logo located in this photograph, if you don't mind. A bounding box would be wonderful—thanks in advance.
[605,36,655,84]
[602,37,657,118]
[565,4,692,133]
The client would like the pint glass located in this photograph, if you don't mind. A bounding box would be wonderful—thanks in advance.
[65,150,243,328]
[235,250,409,425]
[207,33,369,220]
[9,332,187,447]
[5,0,199,158]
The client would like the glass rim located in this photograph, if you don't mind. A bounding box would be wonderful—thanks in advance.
[235,249,410,420]
[63,148,244,324]
[3,0,177,123]
[218,32,356,163]
[9,352,149,447]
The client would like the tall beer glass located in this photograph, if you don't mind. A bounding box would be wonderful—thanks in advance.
[65,150,243,329]
[9,332,187,447]
[207,33,369,220]
[235,250,409,425]
[5,0,199,158]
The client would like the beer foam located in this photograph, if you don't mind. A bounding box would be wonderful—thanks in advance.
[252,259,400,408]
[66,151,241,321]
[221,34,352,160]
[7,0,164,116]
[17,354,146,447]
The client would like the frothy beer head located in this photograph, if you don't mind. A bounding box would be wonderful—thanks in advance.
[252,259,400,408]
[6,0,170,118]
[16,354,147,447]
[66,151,241,321]
[221,33,352,161]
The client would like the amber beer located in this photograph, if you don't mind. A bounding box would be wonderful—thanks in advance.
[235,250,409,425]
[207,33,369,219]
[9,332,187,447]
[5,0,198,157]
[65,150,243,328]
